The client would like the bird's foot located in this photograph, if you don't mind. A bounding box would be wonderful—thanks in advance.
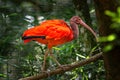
[39,70,50,77]
[57,65,68,71]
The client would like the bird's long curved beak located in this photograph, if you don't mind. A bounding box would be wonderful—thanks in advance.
[78,20,98,42]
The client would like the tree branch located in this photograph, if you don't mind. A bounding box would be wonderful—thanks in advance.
[19,52,103,80]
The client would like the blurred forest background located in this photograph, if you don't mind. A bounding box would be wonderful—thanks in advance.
[1,0,119,80]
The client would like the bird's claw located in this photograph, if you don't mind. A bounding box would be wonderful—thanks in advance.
[39,71,50,77]
[57,65,68,71]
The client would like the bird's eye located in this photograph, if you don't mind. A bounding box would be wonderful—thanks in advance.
[70,16,81,24]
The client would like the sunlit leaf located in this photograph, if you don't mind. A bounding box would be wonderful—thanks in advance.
[103,44,113,52]
[107,34,116,41]
[0,73,7,78]
[99,34,116,42]
[99,36,107,42]
[112,17,120,22]
[105,10,116,18]
[76,54,86,59]
[53,47,61,50]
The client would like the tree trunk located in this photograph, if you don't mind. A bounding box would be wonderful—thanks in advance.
[93,0,120,80]
[72,0,92,26]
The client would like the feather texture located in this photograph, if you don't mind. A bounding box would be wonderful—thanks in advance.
[22,19,74,48]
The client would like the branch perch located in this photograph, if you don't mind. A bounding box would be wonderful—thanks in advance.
[19,52,103,80]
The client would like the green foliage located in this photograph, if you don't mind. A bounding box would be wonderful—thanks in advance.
[99,34,116,42]
[105,7,120,30]
[102,7,120,52]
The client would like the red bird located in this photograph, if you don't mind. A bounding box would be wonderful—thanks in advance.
[22,16,98,71]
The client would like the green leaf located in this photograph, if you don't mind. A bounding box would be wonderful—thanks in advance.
[76,53,86,59]
[99,34,116,42]
[103,44,113,52]
[107,34,116,41]
[0,73,7,78]
[105,10,116,18]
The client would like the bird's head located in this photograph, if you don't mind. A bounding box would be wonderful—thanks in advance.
[70,16,98,42]
[70,16,82,24]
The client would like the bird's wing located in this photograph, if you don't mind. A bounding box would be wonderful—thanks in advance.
[33,20,73,40]
[22,20,73,45]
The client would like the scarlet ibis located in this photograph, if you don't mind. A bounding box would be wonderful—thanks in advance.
[22,16,98,71]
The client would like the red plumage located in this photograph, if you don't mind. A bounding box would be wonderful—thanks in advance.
[22,19,74,48]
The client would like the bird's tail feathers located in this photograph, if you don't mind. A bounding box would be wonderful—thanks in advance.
[22,36,46,44]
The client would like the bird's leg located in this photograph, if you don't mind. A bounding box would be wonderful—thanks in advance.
[49,49,67,71]
[42,49,49,71]
[49,49,61,66]
[50,52,67,71]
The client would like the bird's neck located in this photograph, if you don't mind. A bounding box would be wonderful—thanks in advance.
[70,22,79,39]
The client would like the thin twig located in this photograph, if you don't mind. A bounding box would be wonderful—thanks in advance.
[19,52,103,80]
